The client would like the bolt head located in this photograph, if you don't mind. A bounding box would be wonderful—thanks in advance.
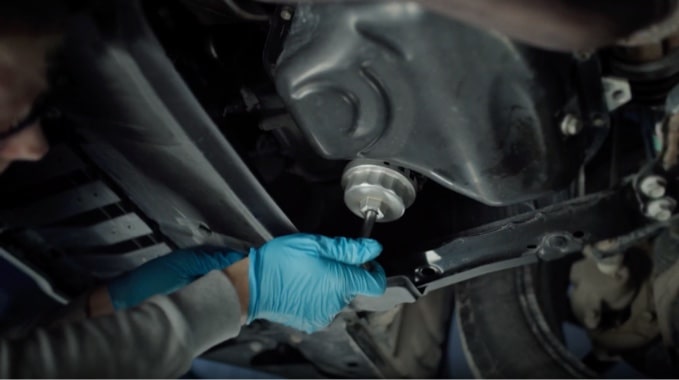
[280,8,293,20]
[561,114,583,136]
[646,198,676,221]
[640,175,667,199]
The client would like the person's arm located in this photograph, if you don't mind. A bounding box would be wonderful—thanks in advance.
[0,267,247,378]
[88,235,386,334]
[2,234,384,377]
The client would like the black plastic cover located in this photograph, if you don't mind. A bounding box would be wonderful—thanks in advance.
[274,2,586,206]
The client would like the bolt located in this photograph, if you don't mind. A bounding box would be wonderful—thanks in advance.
[548,235,569,249]
[640,175,667,199]
[280,7,293,21]
[561,114,583,136]
[646,198,676,221]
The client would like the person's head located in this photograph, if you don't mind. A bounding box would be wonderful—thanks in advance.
[0,1,69,173]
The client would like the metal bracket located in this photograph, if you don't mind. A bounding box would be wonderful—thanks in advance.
[602,77,632,112]
[353,185,659,311]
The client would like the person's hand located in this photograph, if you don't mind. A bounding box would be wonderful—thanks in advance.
[247,233,387,333]
[106,248,246,310]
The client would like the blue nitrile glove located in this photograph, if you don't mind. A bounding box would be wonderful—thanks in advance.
[247,233,387,333]
[107,248,246,310]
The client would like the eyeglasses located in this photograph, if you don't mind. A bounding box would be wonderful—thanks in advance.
[0,95,48,141]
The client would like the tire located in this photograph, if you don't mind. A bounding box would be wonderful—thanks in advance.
[455,265,595,378]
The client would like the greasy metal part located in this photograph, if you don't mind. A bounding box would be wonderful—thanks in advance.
[361,209,377,238]
[570,253,639,330]
[276,2,586,206]
[602,77,633,112]
[570,243,659,355]
[263,0,674,52]
[588,282,659,352]
[342,160,417,223]
[570,240,667,355]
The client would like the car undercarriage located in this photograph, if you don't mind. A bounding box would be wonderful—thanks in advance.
[3,0,679,377]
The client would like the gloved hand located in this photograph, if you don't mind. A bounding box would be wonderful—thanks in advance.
[247,233,387,333]
[107,248,245,310]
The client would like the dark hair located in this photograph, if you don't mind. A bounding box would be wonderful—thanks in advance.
[0,0,75,35]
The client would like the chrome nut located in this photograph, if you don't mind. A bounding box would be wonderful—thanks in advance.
[639,175,667,199]
[646,198,676,221]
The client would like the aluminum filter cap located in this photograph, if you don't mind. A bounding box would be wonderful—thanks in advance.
[341,160,417,223]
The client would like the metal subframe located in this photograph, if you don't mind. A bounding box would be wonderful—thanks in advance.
[354,183,658,310]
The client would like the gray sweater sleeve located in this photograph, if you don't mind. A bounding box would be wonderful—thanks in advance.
[0,270,242,378]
